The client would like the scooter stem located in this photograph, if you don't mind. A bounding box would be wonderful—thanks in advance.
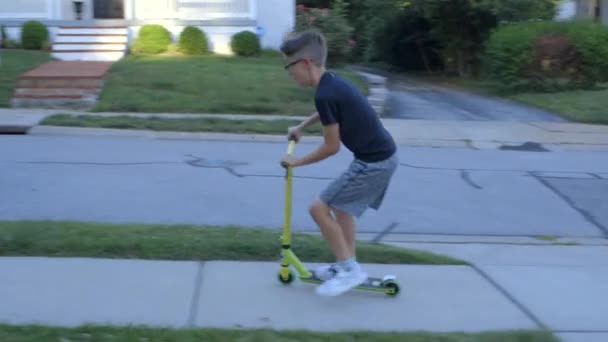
[282,139,296,247]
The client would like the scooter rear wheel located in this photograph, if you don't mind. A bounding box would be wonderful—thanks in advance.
[383,281,400,296]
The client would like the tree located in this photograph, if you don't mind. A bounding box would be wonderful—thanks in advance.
[397,0,557,76]
[476,0,558,22]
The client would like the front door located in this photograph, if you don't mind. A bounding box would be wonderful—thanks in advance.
[93,0,124,19]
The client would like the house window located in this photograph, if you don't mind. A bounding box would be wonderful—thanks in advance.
[177,0,252,19]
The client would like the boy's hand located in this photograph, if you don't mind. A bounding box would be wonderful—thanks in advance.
[287,125,304,142]
[281,155,300,168]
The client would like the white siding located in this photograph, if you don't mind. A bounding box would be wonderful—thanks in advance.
[556,0,576,20]
[177,0,253,19]
[256,0,295,50]
[0,0,50,19]
[133,0,176,19]
[576,0,595,18]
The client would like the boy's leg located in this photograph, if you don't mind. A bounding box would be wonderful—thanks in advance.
[312,206,358,282]
[309,200,351,260]
[333,208,356,257]
[313,155,398,296]
[310,201,368,297]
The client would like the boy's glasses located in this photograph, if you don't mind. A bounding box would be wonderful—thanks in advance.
[284,58,304,70]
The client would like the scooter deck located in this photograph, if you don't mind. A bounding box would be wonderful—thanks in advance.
[298,272,400,296]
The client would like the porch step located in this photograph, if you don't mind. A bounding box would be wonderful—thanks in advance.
[14,87,102,97]
[51,51,126,61]
[55,35,128,43]
[52,26,128,61]
[57,27,127,35]
[11,61,112,110]
[53,43,126,51]
[18,78,104,88]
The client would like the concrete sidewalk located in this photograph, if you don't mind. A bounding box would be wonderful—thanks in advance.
[2,108,607,152]
[1,243,607,341]
[0,109,52,134]
[386,243,608,342]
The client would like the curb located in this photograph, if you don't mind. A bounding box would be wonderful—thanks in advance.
[27,125,324,144]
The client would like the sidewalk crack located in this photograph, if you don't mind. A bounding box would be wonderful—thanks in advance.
[187,262,204,327]
[472,265,549,331]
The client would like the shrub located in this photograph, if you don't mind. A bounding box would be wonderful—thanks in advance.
[483,20,608,92]
[21,21,48,50]
[178,26,209,55]
[6,39,19,49]
[295,0,353,66]
[1,25,7,48]
[131,24,172,55]
[230,31,261,57]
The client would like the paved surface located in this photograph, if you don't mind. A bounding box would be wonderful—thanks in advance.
[1,245,606,341]
[0,111,50,134]
[1,134,607,239]
[356,69,566,122]
[2,108,607,341]
[3,108,608,151]
[384,80,563,121]
[387,243,608,342]
[20,60,112,78]
[0,257,550,332]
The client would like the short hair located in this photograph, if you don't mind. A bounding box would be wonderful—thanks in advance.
[280,30,327,67]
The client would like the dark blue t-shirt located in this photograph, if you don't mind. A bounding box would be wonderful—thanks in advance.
[315,72,396,162]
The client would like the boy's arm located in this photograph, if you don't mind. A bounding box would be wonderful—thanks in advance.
[299,111,320,129]
[291,123,340,167]
[288,112,320,141]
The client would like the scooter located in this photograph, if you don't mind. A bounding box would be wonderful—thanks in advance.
[277,139,400,296]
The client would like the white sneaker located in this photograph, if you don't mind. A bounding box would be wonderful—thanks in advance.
[314,264,339,281]
[316,266,368,296]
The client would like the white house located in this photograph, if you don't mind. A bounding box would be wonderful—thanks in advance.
[556,0,577,20]
[574,0,608,23]
[0,0,295,61]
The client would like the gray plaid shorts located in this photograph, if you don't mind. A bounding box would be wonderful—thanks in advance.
[320,152,398,218]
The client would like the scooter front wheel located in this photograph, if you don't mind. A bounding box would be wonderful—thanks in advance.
[278,270,295,284]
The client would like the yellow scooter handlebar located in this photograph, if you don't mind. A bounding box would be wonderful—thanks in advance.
[287,139,296,156]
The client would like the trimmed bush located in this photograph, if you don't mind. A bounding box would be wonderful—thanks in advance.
[21,21,48,50]
[230,31,261,57]
[178,26,209,55]
[483,20,608,92]
[131,24,172,55]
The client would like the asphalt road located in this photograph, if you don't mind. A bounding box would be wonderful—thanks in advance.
[2,134,607,239]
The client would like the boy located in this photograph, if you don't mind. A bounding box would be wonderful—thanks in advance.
[279,30,398,297]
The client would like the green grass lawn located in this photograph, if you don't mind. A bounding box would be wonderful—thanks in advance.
[94,53,368,115]
[0,50,51,107]
[508,87,608,124]
[0,221,464,264]
[0,324,560,342]
[40,114,323,135]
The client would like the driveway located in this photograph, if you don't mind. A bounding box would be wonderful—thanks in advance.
[366,71,566,122]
